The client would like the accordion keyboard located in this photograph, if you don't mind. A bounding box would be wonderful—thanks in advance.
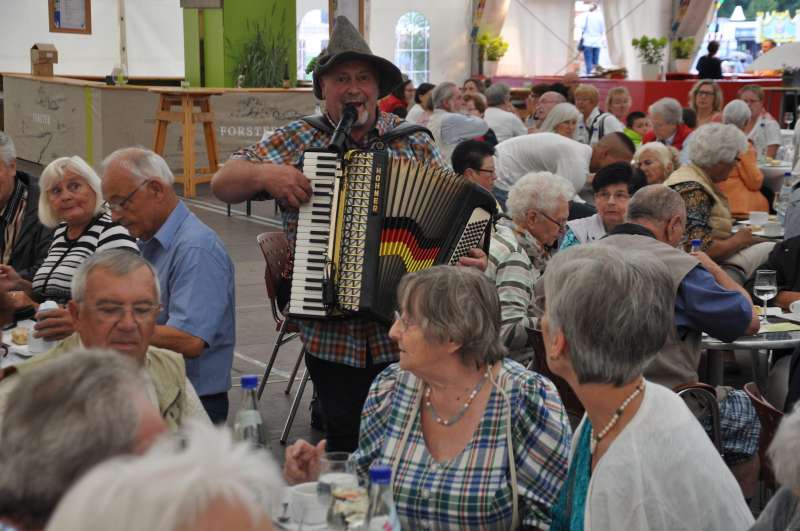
[290,151,341,317]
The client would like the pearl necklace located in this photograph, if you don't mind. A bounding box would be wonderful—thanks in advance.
[424,369,491,427]
[590,380,645,454]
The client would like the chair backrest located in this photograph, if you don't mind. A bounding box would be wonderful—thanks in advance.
[766,355,791,413]
[257,231,290,322]
[744,381,784,489]
[675,382,722,454]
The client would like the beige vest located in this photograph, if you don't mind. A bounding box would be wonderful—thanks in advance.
[601,233,703,389]
[14,334,187,430]
[664,164,733,239]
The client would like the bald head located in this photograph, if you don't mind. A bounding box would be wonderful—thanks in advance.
[625,184,687,246]
[536,91,568,122]
[590,132,635,172]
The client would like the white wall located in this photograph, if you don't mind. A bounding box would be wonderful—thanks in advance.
[0,0,184,77]
[368,0,470,85]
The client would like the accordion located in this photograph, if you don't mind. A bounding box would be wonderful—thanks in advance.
[288,149,497,323]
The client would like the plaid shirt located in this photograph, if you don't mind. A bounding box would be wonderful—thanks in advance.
[353,360,571,530]
[229,112,445,367]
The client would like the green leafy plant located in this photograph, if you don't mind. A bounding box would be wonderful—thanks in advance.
[477,33,509,61]
[305,50,324,76]
[227,17,290,88]
[671,37,695,60]
[631,35,668,64]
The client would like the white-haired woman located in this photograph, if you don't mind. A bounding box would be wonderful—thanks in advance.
[719,99,768,216]
[45,421,284,531]
[739,84,781,160]
[664,123,773,283]
[0,156,137,340]
[633,142,677,185]
[750,404,800,530]
[543,244,754,531]
[284,266,571,529]
[644,97,693,150]
[538,103,581,139]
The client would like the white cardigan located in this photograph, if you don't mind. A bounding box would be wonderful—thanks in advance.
[575,381,754,531]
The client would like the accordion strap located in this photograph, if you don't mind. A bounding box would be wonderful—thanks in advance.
[301,114,433,149]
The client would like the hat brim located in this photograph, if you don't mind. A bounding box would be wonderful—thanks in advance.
[313,51,404,100]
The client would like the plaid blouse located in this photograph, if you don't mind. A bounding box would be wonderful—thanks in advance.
[353,360,572,530]
[229,112,445,367]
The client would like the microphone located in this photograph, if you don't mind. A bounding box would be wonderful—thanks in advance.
[330,104,358,153]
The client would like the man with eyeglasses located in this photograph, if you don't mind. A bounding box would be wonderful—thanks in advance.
[101,147,235,425]
[0,249,210,430]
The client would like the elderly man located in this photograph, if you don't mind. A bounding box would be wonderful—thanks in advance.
[0,132,53,290]
[212,16,482,452]
[102,148,235,424]
[483,83,527,143]
[530,91,567,131]
[601,184,761,495]
[427,81,489,160]
[573,83,624,145]
[492,131,635,211]
[643,97,693,150]
[0,249,209,429]
[0,350,167,531]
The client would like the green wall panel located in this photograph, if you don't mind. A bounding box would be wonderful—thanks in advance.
[183,9,201,87]
[203,9,225,87]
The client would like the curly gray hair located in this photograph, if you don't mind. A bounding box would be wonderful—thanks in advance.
[506,171,574,223]
[722,100,751,131]
[648,97,683,125]
[686,123,748,168]
[769,402,800,491]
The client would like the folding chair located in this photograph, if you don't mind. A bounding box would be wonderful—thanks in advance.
[674,382,722,454]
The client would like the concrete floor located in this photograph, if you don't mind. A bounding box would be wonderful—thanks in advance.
[17,162,323,464]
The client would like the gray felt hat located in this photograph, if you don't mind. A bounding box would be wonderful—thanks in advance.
[312,15,403,100]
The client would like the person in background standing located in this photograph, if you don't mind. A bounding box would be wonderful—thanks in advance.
[695,41,723,80]
[760,38,777,56]
[580,2,604,75]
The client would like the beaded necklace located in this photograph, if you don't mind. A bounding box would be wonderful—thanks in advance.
[590,380,645,454]
[424,368,490,427]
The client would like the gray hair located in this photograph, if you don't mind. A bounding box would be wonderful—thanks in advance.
[648,97,683,125]
[538,103,581,134]
[633,142,677,173]
[506,171,575,223]
[397,265,506,367]
[626,184,686,223]
[542,243,675,386]
[722,99,751,130]
[485,83,511,107]
[431,82,458,110]
[0,131,15,166]
[686,123,748,168]
[45,421,284,531]
[102,147,175,186]
[0,350,147,530]
[768,402,800,491]
[38,156,105,228]
[72,249,161,303]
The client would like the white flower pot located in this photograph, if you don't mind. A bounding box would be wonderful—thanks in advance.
[641,63,661,81]
[484,60,499,79]
[674,58,692,73]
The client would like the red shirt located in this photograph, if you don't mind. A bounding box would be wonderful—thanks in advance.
[379,94,407,115]
[643,123,693,150]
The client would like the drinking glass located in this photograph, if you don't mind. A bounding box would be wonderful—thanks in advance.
[316,452,359,507]
[754,270,778,325]
[783,112,795,129]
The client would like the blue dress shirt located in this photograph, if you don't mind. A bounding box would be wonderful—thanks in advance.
[139,201,235,396]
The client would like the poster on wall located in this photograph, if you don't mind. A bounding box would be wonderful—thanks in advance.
[49,0,92,34]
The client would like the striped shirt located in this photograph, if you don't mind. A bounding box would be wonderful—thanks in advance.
[353,360,571,530]
[31,212,138,303]
[229,112,445,367]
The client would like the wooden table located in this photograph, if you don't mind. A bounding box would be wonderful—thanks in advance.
[150,88,224,198]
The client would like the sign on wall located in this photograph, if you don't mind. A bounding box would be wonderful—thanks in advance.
[49,0,92,34]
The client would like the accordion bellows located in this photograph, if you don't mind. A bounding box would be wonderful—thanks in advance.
[290,149,497,323]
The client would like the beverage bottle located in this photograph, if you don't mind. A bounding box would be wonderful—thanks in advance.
[775,172,793,225]
[365,464,400,531]
[29,300,59,354]
[690,239,701,253]
[234,375,267,449]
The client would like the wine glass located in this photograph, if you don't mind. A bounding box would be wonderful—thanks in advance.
[783,112,795,129]
[754,270,778,326]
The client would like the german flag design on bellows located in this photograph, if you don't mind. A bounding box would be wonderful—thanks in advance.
[379,217,442,272]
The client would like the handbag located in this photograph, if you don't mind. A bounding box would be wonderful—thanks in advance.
[577,15,588,52]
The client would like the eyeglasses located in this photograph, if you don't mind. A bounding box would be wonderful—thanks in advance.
[89,302,161,324]
[476,168,496,175]
[103,180,150,212]
[595,191,630,201]
[533,210,567,231]
[393,311,422,332]
[49,179,87,197]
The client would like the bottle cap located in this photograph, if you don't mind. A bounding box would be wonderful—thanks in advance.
[39,300,59,312]
[240,375,259,390]
[690,239,701,246]
[369,464,392,484]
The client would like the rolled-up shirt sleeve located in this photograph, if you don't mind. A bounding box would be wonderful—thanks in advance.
[675,265,752,342]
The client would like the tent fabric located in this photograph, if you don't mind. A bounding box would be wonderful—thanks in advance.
[603,0,674,79]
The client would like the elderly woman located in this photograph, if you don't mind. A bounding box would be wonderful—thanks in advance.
[605,86,632,125]
[542,244,754,531]
[664,123,773,283]
[0,156,137,340]
[689,80,724,127]
[573,84,624,145]
[284,266,572,529]
[750,404,800,530]
[643,97,693,150]
[739,84,781,160]
[718,99,768,216]
[633,141,677,184]
[538,103,581,139]
[560,162,634,250]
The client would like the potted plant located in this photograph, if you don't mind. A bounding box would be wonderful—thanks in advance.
[477,33,509,78]
[632,35,668,81]
[672,37,695,73]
